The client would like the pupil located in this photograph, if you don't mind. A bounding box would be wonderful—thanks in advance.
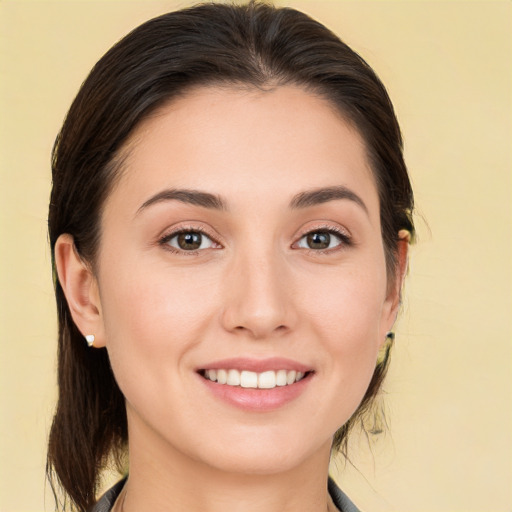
[178,232,201,250]
[307,232,330,249]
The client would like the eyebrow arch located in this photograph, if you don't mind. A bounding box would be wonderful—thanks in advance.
[289,185,368,215]
[136,188,227,216]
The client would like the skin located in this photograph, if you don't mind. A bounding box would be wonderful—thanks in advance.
[56,85,408,512]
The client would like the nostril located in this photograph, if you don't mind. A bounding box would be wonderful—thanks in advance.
[233,323,289,336]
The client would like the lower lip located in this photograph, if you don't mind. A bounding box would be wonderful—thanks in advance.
[199,374,312,412]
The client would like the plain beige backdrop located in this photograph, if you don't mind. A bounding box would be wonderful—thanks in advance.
[0,1,510,511]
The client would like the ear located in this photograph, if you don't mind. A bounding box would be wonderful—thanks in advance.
[381,230,410,336]
[54,234,106,348]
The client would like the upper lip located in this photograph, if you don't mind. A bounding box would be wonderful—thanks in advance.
[197,357,312,373]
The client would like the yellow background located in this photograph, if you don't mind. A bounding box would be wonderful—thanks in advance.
[0,1,510,511]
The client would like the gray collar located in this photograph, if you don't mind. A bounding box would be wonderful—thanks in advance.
[89,476,360,512]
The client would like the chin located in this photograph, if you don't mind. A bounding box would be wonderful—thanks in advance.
[189,427,332,476]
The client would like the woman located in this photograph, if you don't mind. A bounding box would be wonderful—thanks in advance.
[47,2,414,511]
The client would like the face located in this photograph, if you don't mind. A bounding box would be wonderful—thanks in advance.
[91,85,399,474]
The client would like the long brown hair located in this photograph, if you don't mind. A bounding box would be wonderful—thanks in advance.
[47,2,414,510]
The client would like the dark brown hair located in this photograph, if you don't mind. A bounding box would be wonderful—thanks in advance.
[47,2,414,510]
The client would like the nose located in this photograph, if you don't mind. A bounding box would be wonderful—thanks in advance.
[221,248,297,340]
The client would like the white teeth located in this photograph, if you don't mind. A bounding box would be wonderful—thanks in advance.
[216,369,227,384]
[258,371,276,389]
[227,369,241,386]
[240,371,258,388]
[203,369,308,388]
[276,369,287,387]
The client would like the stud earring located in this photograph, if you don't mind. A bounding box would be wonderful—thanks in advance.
[85,334,95,347]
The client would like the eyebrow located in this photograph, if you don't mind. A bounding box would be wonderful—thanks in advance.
[136,185,368,216]
[136,188,227,215]
[289,185,368,214]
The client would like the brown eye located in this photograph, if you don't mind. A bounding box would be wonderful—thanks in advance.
[166,231,215,251]
[296,230,348,251]
[177,232,202,250]
[306,232,331,249]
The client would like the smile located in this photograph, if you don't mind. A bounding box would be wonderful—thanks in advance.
[200,369,308,389]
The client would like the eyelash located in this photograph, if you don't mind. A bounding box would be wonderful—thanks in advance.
[158,225,352,255]
[294,226,352,254]
[158,226,222,255]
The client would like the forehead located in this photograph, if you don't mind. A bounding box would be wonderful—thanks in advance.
[109,85,379,216]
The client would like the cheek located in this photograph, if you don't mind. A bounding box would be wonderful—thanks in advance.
[97,260,219,387]
[303,263,387,340]
[299,261,388,389]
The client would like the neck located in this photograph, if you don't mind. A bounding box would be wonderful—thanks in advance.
[121,417,335,512]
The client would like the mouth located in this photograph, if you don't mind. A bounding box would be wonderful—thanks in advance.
[198,368,312,389]
[197,358,314,410]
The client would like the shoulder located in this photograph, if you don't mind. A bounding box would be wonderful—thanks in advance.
[328,477,361,512]
[88,478,126,512]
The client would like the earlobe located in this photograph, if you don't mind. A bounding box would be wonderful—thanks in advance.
[54,234,106,348]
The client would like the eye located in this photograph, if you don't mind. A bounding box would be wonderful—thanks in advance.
[163,230,217,251]
[295,229,349,250]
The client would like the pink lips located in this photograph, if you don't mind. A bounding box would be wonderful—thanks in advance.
[197,357,314,412]
[199,357,312,373]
